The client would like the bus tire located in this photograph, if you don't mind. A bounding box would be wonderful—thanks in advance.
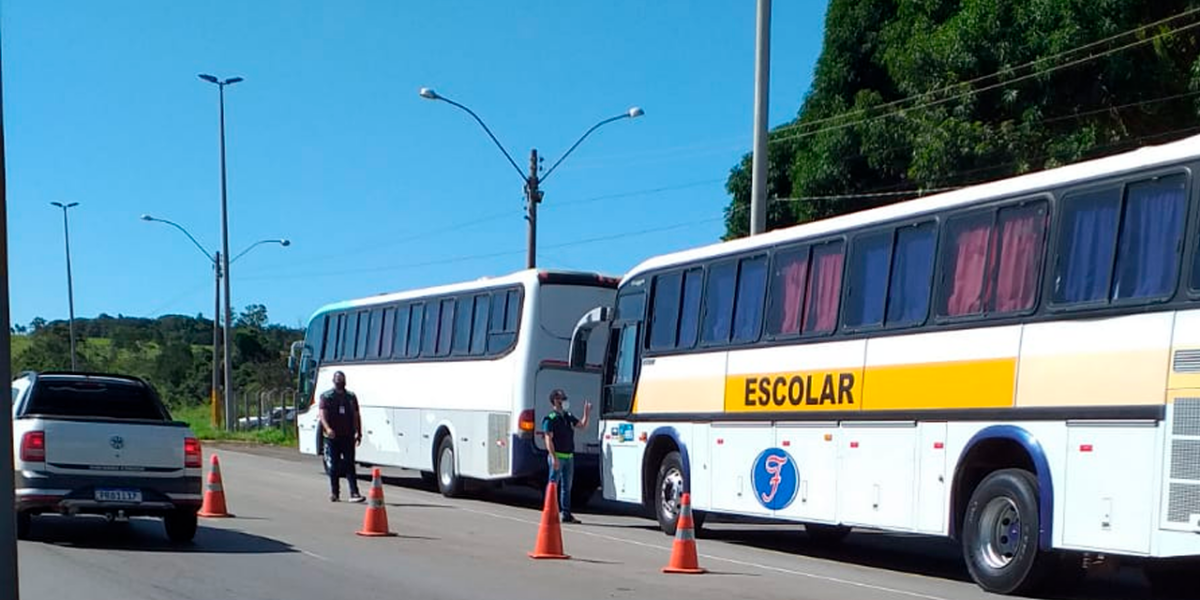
[962,469,1052,595]
[436,436,465,498]
[654,450,686,536]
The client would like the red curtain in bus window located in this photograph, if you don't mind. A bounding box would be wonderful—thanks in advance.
[779,255,808,334]
[991,207,1045,313]
[945,220,992,316]
[803,245,844,333]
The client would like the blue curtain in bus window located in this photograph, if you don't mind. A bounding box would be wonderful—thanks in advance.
[732,256,768,342]
[1054,188,1120,304]
[886,223,935,325]
[991,204,1047,313]
[701,262,737,344]
[677,269,704,349]
[845,232,891,328]
[803,242,845,334]
[942,213,992,317]
[1112,176,1186,300]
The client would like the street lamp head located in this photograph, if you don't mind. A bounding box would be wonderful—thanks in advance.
[419,87,440,100]
[67,202,79,208]
[198,74,219,84]
[279,239,291,247]
[225,77,244,85]
[50,201,63,208]
[140,214,155,221]
[628,107,645,119]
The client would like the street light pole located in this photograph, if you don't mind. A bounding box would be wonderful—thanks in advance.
[199,73,242,430]
[50,201,80,370]
[419,87,642,269]
[750,0,771,236]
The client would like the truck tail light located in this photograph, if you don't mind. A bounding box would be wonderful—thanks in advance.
[184,437,202,468]
[518,409,535,436]
[21,431,45,462]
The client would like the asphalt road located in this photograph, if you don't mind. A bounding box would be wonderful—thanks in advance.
[16,444,1159,600]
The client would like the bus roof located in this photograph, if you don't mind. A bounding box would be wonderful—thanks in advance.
[624,132,1200,284]
[305,268,619,322]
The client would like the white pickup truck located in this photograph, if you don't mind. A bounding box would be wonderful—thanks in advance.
[11,371,204,542]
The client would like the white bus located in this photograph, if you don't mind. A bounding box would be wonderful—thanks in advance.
[567,135,1200,595]
[290,269,615,505]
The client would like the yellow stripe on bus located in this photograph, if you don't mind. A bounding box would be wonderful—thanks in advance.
[717,359,1015,414]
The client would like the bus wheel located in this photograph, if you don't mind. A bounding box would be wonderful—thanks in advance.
[436,437,465,498]
[654,451,685,535]
[962,469,1052,595]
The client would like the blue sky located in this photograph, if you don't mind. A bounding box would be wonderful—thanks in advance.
[2,1,827,330]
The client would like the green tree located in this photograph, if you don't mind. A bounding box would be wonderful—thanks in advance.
[724,0,1200,238]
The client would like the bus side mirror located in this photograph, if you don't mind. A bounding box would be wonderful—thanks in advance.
[569,306,611,370]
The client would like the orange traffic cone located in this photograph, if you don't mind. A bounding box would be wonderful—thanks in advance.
[198,454,233,518]
[356,468,397,537]
[528,481,570,559]
[662,493,705,574]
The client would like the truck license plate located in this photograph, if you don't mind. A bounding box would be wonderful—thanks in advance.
[95,488,142,503]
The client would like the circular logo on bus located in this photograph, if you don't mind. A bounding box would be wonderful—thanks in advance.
[751,448,798,510]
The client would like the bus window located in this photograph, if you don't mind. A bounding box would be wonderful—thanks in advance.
[422,301,441,356]
[989,204,1046,313]
[886,222,936,325]
[378,307,395,359]
[766,246,809,337]
[391,305,409,358]
[1113,175,1186,300]
[469,294,489,355]
[341,311,360,360]
[677,268,703,349]
[732,255,768,343]
[649,272,683,351]
[407,303,424,358]
[1053,187,1121,305]
[452,296,472,356]
[438,298,455,356]
[803,240,845,334]
[940,211,994,317]
[701,261,737,344]
[845,232,892,328]
[357,309,375,359]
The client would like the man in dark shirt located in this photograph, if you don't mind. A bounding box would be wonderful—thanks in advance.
[542,388,590,523]
[320,371,364,503]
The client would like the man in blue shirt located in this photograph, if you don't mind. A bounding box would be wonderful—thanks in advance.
[542,388,591,524]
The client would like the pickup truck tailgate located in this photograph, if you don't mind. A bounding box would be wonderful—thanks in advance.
[43,420,185,473]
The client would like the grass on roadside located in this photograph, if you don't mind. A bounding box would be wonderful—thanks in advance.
[170,403,298,447]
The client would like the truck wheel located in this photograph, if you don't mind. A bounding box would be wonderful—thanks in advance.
[962,469,1052,595]
[436,436,464,497]
[164,510,198,543]
[16,512,30,540]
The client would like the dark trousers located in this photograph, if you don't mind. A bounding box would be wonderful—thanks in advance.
[325,437,360,497]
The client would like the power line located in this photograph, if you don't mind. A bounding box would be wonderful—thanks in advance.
[770,6,1200,138]
[765,14,1200,148]
[546,178,727,209]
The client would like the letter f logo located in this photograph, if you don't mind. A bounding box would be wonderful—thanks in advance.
[760,454,788,504]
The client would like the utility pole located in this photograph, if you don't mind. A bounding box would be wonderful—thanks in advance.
[211,252,222,428]
[1,35,21,600]
[750,0,771,236]
[51,201,79,370]
[525,149,542,270]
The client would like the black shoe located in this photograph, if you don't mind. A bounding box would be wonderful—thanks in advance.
[562,515,581,524]
[330,494,339,502]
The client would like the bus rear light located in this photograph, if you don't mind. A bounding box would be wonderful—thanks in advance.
[21,431,45,463]
[518,409,536,435]
[184,437,203,468]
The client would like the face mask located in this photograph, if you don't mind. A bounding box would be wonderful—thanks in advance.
[561,400,571,412]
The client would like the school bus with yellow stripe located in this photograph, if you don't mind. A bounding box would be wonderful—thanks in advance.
[568,135,1200,595]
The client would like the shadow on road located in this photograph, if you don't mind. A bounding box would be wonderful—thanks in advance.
[24,515,298,555]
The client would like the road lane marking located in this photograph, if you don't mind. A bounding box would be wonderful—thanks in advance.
[455,506,951,600]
